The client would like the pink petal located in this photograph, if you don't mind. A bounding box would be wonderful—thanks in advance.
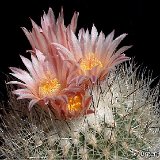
[28,99,39,111]
[67,29,82,59]
[91,24,98,51]
[70,11,79,33]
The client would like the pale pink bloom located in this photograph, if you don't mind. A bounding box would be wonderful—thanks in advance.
[54,25,131,83]
[50,90,93,120]
[22,8,79,61]
[8,50,93,119]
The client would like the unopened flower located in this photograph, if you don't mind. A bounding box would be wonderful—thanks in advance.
[54,26,131,83]
[8,49,93,119]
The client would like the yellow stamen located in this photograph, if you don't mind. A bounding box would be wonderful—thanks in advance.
[39,78,61,98]
[80,53,103,71]
[67,95,82,112]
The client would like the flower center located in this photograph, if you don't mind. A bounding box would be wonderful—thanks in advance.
[80,53,103,71]
[67,95,82,112]
[39,78,61,98]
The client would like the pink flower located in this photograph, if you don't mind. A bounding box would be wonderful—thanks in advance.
[22,8,79,60]
[50,90,93,120]
[54,25,131,83]
[8,50,93,119]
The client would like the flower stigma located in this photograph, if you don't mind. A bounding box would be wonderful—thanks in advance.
[39,78,61,98]
[80,53,103,71]
[67,95,82,112]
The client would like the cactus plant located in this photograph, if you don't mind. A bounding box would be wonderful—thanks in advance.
[1,61,159,160]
